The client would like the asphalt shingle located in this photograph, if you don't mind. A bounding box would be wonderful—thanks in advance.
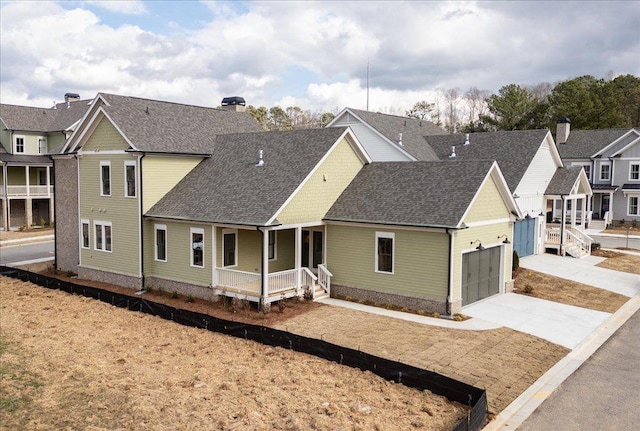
[324,160,497,228]
[545,166,584,195]
[557,129,636,159]
[426,130,550,192]
[346,108,445,161]
[0,100,91,132]
[146,127,349,226]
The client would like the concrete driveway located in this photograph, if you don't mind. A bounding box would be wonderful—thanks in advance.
[463,293,610,349]
[520,253,640,297]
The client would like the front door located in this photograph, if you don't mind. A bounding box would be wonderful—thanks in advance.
[301,229,323,271]
[601,194,610,217]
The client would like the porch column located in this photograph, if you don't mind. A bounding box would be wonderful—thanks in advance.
[581,197,587,227]
[211,226,217,287]
[570,197,577,228]
[608,191,614,223]
[46,166,51,197]
[25,166,30,197]
[25,198,33,228]
[49,195,55,224]
[560,197,567,255]
[261,228,269,304]
[295,227,302,289]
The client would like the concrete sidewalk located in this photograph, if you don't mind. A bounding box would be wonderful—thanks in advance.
[0,234,54,247]
[520,253,640,297]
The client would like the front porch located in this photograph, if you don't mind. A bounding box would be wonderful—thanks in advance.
[544,191,593,258]
[210,225,333,307]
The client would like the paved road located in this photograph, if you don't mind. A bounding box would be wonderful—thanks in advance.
[590,233,640,250]
[519,309,640,431]
[0,241,54,265]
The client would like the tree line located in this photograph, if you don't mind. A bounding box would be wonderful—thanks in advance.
[244,73,640,133]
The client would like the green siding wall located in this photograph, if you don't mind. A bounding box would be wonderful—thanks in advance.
[464,176,511,223]
[142,155,203,213]
[270,229,295,272]
[276,137,364,224]
[145,221,212,287]
[82,117,129,151]
[0,129,10,153]
[78,122,140,277]
[326,224,449,300]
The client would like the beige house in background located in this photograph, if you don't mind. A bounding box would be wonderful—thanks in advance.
[0,93,90,230]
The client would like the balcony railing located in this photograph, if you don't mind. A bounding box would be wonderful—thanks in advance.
[0,185,54,197]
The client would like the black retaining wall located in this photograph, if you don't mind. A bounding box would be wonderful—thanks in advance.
[1,267,487,430]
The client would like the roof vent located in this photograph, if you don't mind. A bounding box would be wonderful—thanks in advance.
[398,133,403,146]
[449,145,456,158]
[145,106,150,115]
[255,149,264,167]
[464,133,470,146]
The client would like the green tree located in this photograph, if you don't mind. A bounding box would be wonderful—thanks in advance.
[267,106,293,131]
[481,84,546,130]
[405,100,436,121]
[246,105,269,130]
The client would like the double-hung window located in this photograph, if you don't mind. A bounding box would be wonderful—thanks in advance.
[94,221,112,252]
[600,163,611,181]
[81,219,90,249]
[630,163,640,181]
[375,232,395,274]
[628,196,639,216]
[155,224,167,262]
[15,136,25,153]
[191,228,204,267]
[100,161,111,196]
[268,230,276,260]
[222,229,237,267]
[38,137,47,154]
[124,161,136,197]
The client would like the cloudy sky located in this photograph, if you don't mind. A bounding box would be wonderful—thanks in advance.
[1,1,638,113]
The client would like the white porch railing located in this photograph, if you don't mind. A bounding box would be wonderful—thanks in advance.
[302,267,317,297]
[268,269,298,295]
[566,226,592,255]
[216,268,261,294]
[4,185,53,197]
[603,211,613,227]
[545,227,561,244]
[317,264,333,296]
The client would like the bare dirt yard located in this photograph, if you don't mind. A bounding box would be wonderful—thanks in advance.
[0,277,467,431]
[592,249,640,275]
[513,267,629,313]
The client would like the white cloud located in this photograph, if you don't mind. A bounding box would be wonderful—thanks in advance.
[86,0,146,15]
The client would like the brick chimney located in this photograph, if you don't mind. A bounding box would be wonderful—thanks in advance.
[64,93,81,108]
[556,117,570,144]
[221,96,246,113]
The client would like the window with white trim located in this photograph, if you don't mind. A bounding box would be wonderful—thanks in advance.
[125,161,136,197]
[630,163,640,181]
[155,224,167,262]
[100,161,111,196]
[375,232,394,274]
[222,229,237,267]
[600,163,611,181]
[191,227,204,267]
[629,196,639,216]
[94,221,112,252]
[38,136,47,154]
[81,219,90,249]
[268,230,276,260]
[15,136,25,153]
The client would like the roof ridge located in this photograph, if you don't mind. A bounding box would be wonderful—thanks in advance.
[99,92,228,112]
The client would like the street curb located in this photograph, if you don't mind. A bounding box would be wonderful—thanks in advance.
[483,293,640,430]
[0,235,55,247]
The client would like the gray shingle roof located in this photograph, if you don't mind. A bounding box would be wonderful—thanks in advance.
[347,108,445,161]
[92,93,263,154]
[0,153,51,164]
[426,129,550,192]
[324,160,497,228]
[146,127,350,225]
[557,129,633,159]
[621,183,640,191]
[0,100,91,132]
[545,166,583,195]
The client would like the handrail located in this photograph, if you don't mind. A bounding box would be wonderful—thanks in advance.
[566,227,592,255]
[603,211,612,226]
[317,264,332,297]
[301,267,317,281]
[301,267,317,299]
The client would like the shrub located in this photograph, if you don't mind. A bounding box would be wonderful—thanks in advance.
[170,291,179,299]
[186,295,195,303]
[632,219,637,228]
[512,250,520,271]
[591,242,601,251]
[40,218,47,227]
[523,284,534,294]
[431,312,440,318]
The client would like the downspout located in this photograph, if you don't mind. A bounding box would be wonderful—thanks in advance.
[445,228,453,316]
[139,153,146,289]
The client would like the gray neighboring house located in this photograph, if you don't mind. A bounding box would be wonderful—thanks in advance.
[556,118,640,224]
[326,107,446,161]
[52,92,263,279]
[0,94,90,230]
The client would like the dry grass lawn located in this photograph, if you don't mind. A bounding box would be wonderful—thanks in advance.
[592,249,640,275]
[0,277,467,431]
[513,267,629,313]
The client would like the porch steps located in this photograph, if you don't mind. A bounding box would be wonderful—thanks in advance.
[313,286,330,300]
[589,219,606,231]
[565,243,589,259]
